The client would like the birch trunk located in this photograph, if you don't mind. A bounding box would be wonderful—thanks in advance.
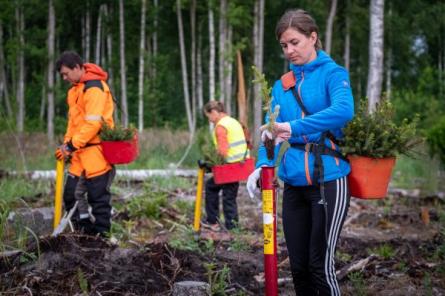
[138,0,147,133]
[190,0,197,126]
[16,4,25,133]
[104,5,113,92]
[343,6,351,71]
[366,0,385,112]
[218,0,227,103]
[176,0,193,133]
[119,0,128,126]
[224,25,233,115]
[197,33,203,112]
[0,22,12,117]
[252,0,265,147]
[47,0,55,143]
[325,0,338,55]
[152,0,158,79]
[95,4,104,64]
[85,1,91,61]
[208,5,216,101]
[236,50,247,127]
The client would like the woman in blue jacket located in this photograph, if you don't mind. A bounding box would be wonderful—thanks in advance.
[247,9,354,295]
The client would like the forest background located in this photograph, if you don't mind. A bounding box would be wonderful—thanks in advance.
[0,0,444,174]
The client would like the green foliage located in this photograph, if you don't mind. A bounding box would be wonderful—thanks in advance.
[426,115,445,166]
[348,272,366,296]
[126,192,167,219]
[196,127,225,166]
[369,244,395,260]
[205,262,231,295]
[341,99,420,158]
[100,123,137,141]
[77,268,89,294]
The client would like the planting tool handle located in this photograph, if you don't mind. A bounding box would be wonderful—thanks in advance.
[261,166,278,296]
[54,159,64,229]
[193,167,205,233]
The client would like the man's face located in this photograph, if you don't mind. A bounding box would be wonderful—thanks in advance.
[59,64,83,84]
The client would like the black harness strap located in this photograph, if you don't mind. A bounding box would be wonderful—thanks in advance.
[289,84,348,244]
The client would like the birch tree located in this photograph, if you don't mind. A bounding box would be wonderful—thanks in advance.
[252,0,265,147]
[176,0,193,133]
[224,25,233,115]
[366,0,385,112]
[47,0,55,143]
[95,4,105,64]
[0,22,12,117]
[218,0,227,103]
[104,4,113,92]
[83,1,91,62]
[236,49,247,127]
[138,0,147,132]
[119,0,129,126]
[325,0,338,55]
[152,0,158,80]
[190,0,197,125]
[208,3,216,101]
[197,31,203,112]
[15,2,25,133]
[343,1,351,71]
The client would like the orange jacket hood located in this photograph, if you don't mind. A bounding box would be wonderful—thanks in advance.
[80,63,108,82]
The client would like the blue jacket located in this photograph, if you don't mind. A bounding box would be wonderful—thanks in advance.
[256,50,354,186]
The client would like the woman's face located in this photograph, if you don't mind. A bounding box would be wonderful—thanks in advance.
[205,109,220,124]
[279,28,317,65]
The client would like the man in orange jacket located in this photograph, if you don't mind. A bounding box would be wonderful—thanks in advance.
[55,51,115,236]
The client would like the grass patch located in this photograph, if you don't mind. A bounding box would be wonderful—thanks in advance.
[348,271,366,295]
[368,243,395,259]
[0,177,52,207]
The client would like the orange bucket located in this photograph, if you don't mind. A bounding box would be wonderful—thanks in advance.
[347,155,396,199]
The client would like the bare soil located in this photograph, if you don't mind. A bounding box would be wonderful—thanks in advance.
[1,179,444,295]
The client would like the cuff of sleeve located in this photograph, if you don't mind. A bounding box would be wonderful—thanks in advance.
[66,140,78,151]
[290,120,301,137]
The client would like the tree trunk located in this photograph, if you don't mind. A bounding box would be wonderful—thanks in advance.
[47,0,55,144]
[104,4,113,92]
[197,32,203,113]
[176,0,193,133]
[325,0,338,55]
[138,0,147,133]
[224,25,233,115]
[85,1,91,61]
[208,4,216,101]
[95,4,104,64]
[236,50,247,127]
[0,22,12,117]
[16,3,25,133]
[119,0,128,126]
[252,0,265,147]
[190,0,197,126]
[152,0,158,80]
[366,0,385,112]
[218,0,227,103]
[343,3,350,71]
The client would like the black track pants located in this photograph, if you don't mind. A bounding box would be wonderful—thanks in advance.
[63,168,115,235]
[205,177,239,229]
[282,176,350,296]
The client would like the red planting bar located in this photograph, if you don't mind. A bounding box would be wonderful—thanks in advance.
[261,166,278,296]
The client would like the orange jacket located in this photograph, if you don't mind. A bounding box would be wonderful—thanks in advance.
[64,63,115,178]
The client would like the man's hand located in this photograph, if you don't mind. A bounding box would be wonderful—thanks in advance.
[247,168,262,199]
[55,142,76,161]
[260,122,291,145]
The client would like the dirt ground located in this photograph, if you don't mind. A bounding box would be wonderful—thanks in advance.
[1,178,444,295]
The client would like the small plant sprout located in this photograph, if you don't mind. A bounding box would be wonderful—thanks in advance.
[252,65,280,159]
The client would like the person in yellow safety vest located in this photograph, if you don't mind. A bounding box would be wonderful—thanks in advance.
[54,51,115,236]
[202,100,249,231]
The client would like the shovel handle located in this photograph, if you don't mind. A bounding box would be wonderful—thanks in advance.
[54,159,64,229]
[193,167,205,232]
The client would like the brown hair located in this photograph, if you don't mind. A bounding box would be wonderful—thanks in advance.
[203,100,225,114]
[275,9,322,50]
[56,51,84,71]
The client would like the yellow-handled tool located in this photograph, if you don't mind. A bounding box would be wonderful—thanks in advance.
[193,162,206,233]
[53,159,64,229]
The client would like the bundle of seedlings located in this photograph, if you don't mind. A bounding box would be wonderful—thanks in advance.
[252,66,280,160]
[100,122,137,141]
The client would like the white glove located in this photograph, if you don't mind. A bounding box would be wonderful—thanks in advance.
[247,167,261,199]
[260,122,291,145]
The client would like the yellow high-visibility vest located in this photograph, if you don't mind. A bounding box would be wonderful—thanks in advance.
[212,116,249,163]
